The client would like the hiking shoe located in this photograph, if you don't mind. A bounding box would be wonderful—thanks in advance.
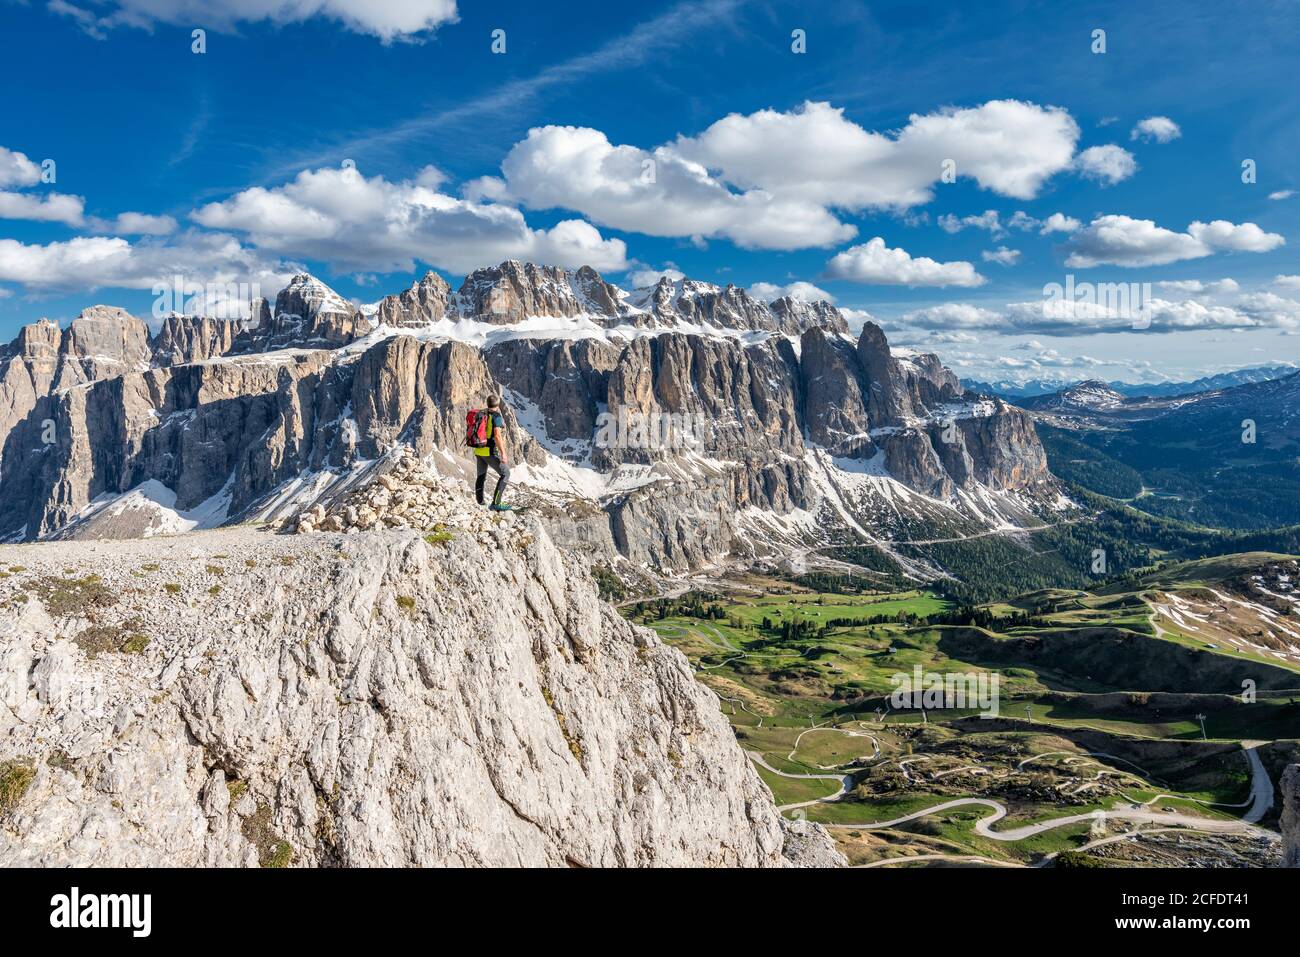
[488,503,514,512]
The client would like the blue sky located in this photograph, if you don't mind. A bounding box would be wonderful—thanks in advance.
[1,0,1298,383]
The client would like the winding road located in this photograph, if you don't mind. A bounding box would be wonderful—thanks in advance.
[822,795,1273,842]
[746,752,854,812]
[758,741,1277,848]
[787,723,881,768]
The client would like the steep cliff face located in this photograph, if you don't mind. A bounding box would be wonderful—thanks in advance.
[484,337,619,442]
[0,261,1058,576]
[1284,764,1300,867]
[0,306,151,404]
[598,334,804,467]
[56,306,153,388]
[0,331,569,542]
[374,271,457,327]
[0,320,62,466]
[953,401,1049,488]
[0,350,349,538]
[799,327,871,457]
[0,478,843,867]
[349,335,543,464]
[152,315,243,366]
[0,309,154,471]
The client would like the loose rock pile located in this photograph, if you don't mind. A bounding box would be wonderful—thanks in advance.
[289,448,531,550]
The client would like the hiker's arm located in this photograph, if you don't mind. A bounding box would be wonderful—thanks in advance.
[496,431,509,463]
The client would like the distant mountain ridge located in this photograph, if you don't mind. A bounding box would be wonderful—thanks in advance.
[1021,370,1300,530]
[963,364,1299,401]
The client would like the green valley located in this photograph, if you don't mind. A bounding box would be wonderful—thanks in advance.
[625,552,1300,868]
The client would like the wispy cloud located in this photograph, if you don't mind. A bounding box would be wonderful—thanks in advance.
[168,91,213,169]
[258,0,745,182]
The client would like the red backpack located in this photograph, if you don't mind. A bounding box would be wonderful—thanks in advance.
[466,409,491,448]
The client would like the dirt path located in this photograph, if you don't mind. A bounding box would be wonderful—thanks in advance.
[745,752,853,812]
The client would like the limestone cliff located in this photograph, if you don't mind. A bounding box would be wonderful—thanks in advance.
[0,464,842,867]
[0,262,1058,577]
[1283,763,1300,867]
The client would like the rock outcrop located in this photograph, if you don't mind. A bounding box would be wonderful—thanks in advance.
[0,465,843,867]
[0,308,153,470]
[1284,763,1300,867]
[287,447,532,547]
[799,327,871,457]
[358,260,849,335]
[374,271,457,328]
[269,273,371,347]
[457,260,613,324]
[0,319,62,467]
[56,306,152,388]
[152,315,243,366]
[630,276,842,335]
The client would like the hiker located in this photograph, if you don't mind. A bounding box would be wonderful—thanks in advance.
[466,395,512,510]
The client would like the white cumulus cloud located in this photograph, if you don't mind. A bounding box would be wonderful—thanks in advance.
[823,238,985,287]
[1073,145,1138,185]
[491,123,855,250]
[981,246,1021,266]
[0,147,43,188]
[490,100,1085,251]
[896,302,1003,329]
[894,291,1300,337]
[0,231,295,296]
[88,212,180,235]
[1038,212,1082,234]
[1155,278,1239,296]
[748,280,834,303]
[0,190,86,225]
[1065,215,1284,267]
[1131,116,1182,143]
[938,210,1004,236]
[1186,219,1286,253]
[192,164,627,274]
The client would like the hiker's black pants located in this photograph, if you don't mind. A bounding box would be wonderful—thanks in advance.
[475,455,510,505]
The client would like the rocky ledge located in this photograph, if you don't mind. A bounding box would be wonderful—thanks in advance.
[287,448,532,555]
[0,462,842,867]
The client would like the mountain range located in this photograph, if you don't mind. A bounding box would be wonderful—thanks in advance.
[963,365,1300,401]
[0,261,1059,584]
[1020,374,1300,529]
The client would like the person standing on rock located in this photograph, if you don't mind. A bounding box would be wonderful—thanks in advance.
[468,395,512,511]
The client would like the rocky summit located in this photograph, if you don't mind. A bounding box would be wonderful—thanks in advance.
[0,262,1058,581]
[0,456,843,867]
